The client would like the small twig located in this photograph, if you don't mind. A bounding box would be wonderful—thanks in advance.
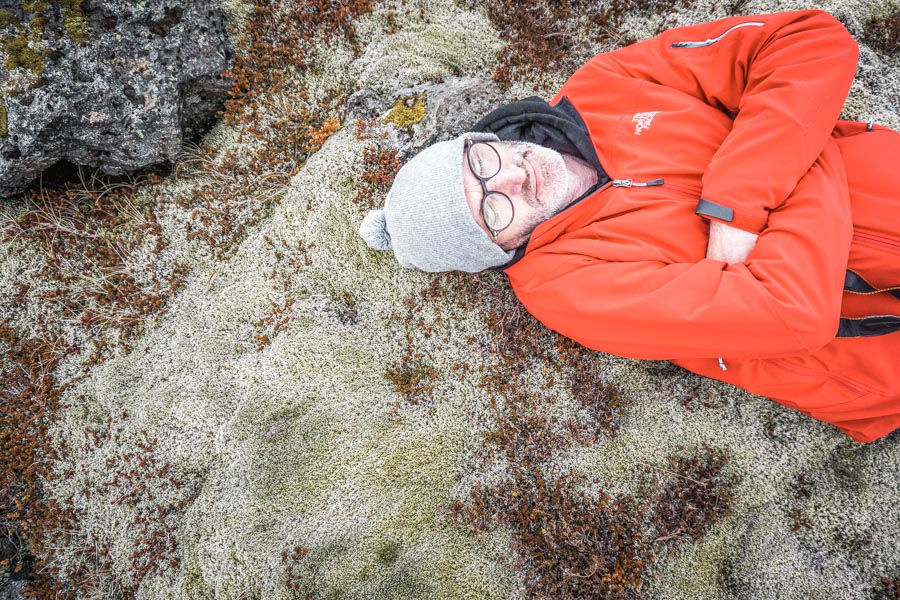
[652,531,685,544]
[568,562,600,578]
[635,460,704,485]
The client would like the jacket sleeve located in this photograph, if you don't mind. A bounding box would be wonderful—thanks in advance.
[556,10,859,234]
[506,140,853,360]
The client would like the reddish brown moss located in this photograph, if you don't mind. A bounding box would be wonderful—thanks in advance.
[251,235,315,351]
[877,575,900,599]
[649,446,737,545]
[0,320,77,597]
[447,468,649,599]
[354,147,403,211]
[832,530,873,556]
[384,359,437,406]
[444,348,646,597]
[336,291,359,325]
[1,340,195,597]
[679,383,727,412]
[569,365,621,437]
[0,168,189,597]
[863,9,900,56]
[253,296,294,351]
[281,545,312,596]
[486,0,693,91]
[3,174,187,365]
[487,0,581,91]
[787,509,813,533]
[57,415,197,595]
[794,473,814,499]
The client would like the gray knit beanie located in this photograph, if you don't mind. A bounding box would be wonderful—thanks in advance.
[358,131,514,272]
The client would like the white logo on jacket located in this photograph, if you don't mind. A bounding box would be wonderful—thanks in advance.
[632,111,661,135]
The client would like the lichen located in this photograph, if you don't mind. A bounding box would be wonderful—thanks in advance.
[61,0,90,43]
[382,93,426,128]
[21,1,47,12]
[1,24,45,75]
[28,16,44,33]
[0,102,7,137]
[0,10,17,28]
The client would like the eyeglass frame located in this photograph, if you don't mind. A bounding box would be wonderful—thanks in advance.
[464,137,515,238]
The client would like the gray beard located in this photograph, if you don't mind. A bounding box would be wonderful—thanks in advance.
[499,204,560,251]
[512,144,568,210]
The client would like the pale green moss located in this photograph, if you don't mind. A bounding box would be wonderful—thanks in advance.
[382,93,426,128]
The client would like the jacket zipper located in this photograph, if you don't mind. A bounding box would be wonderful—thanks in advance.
[769,358,870,396]
[611,177,700,200]
[611,178,663,188]
[670,21,765,48]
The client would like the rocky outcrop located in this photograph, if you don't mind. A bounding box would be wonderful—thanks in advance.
[0,0,233,197]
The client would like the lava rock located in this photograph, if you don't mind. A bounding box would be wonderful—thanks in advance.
[347,77,504,158]
[0,0,233,197]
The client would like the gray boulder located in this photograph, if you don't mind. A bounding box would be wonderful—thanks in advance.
[0,0,232,197]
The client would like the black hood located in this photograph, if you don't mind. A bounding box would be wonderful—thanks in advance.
[471,96,606,178]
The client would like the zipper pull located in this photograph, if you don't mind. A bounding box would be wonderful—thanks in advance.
[717,358,727,371]
[670,40,712,48]
[612,178,664,188]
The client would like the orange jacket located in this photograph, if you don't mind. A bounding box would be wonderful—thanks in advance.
[504,10,900,442]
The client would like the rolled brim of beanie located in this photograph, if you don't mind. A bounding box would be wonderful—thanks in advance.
[384,132,514,273]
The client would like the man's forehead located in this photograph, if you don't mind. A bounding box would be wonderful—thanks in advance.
[462,139,518,155]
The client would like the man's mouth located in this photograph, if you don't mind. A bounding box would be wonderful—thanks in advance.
[524,155,541,200]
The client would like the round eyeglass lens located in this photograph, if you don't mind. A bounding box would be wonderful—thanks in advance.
[469,143,501,178]
[483,192,514,231]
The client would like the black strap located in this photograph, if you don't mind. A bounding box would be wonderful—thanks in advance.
[838,271,900,337]
[844,270,900,299]
[837,315,900,338]
[695,199,734,222]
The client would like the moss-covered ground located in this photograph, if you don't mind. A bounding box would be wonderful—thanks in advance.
[0,0,898,598]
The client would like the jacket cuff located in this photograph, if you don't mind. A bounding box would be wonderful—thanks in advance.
[695,199,767,234]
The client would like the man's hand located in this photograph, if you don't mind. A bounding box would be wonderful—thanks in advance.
[706,221,759,264]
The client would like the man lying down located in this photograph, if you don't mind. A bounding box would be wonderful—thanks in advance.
[359,9,900,443]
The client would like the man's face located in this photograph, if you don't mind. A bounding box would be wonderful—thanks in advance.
[462,140,569,250]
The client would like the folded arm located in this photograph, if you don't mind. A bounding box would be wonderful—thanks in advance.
[560,9,859,235]
[507,141,853,360]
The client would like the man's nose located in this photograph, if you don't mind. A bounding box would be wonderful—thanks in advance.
[489,162,527,195]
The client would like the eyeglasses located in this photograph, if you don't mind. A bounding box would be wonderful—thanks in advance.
[465,138,515,238]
